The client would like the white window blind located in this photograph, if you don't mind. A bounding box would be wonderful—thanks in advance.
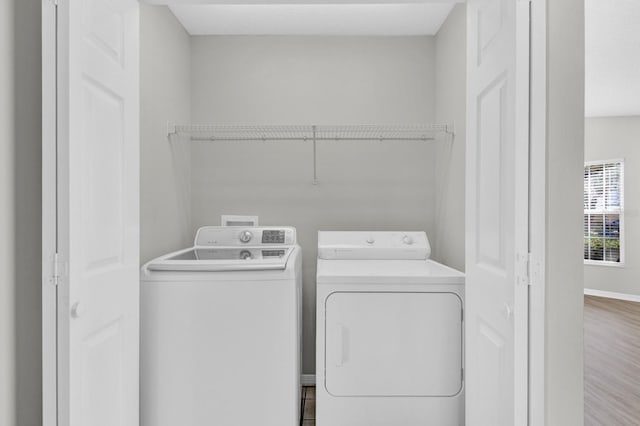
[584,160,624,264]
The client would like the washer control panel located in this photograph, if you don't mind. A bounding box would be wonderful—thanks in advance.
[195,226,296,247]
[262,229,286,244]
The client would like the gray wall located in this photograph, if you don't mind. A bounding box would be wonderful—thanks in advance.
[15,1,42,425]
[434,4,466,272]
[0,1,42,426]
[140,5,192,264]
[0,0,16,423]
[189,35,438,374]
[584,116,640,296]
[545,0,585,423]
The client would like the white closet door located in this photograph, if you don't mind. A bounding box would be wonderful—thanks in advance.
[325,292,463,397]
[52,0,140,425]
[465,0,530,425]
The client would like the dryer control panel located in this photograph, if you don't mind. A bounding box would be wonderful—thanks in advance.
[195,226,296,247]
[318,231,430,260]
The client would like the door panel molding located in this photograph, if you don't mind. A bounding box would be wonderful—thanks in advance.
[43,1,139,425]
[466,0,530,424]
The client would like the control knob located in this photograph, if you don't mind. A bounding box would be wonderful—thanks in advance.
[402,235,414,245]
[239,230,253,243]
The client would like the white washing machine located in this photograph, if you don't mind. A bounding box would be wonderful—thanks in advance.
[316,231,465,426]
[141,226,302,426]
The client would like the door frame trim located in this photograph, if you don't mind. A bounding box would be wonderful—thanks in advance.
[528,0,547,424]
[39,1,547,424]
[42,0,58,425]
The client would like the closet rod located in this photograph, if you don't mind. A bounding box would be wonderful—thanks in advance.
[186,136,437,142]
[167,123,454,140]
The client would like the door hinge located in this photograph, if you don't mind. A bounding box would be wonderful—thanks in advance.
[516,252,532,286]
[51,252,63,286]
[517,252,540,287]
[528,253,541,287]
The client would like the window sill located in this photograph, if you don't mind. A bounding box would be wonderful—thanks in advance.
[584,260,625,268]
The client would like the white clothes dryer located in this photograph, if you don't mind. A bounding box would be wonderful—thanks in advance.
[316,231,465,426]
[141,226,302,426]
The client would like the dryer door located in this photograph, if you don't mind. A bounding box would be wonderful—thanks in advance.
[324,292,463,397]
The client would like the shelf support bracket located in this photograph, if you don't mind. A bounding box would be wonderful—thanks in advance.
[446,122,455,137]
[167,122,177,137]
[312,125,318,185]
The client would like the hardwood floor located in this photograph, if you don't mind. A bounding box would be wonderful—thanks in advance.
[301,386,315,426]
[584,295,640,426]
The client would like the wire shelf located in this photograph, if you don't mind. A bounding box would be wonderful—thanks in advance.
[167,123,454,185]
[169,123,453,141]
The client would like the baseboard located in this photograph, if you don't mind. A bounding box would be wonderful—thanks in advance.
[301,374,316,386]
[584,288,640,303]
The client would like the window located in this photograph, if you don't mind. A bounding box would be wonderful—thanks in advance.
[584,160,624,264]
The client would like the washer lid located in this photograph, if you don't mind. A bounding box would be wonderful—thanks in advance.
[145,246,294,272]
[318,231,431,260]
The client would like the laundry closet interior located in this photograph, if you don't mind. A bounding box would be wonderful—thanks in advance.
[139,2,467,379]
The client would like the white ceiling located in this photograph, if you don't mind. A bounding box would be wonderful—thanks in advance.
[164,0,640,116]
[585,0,640,117]
[168,2,456,36]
